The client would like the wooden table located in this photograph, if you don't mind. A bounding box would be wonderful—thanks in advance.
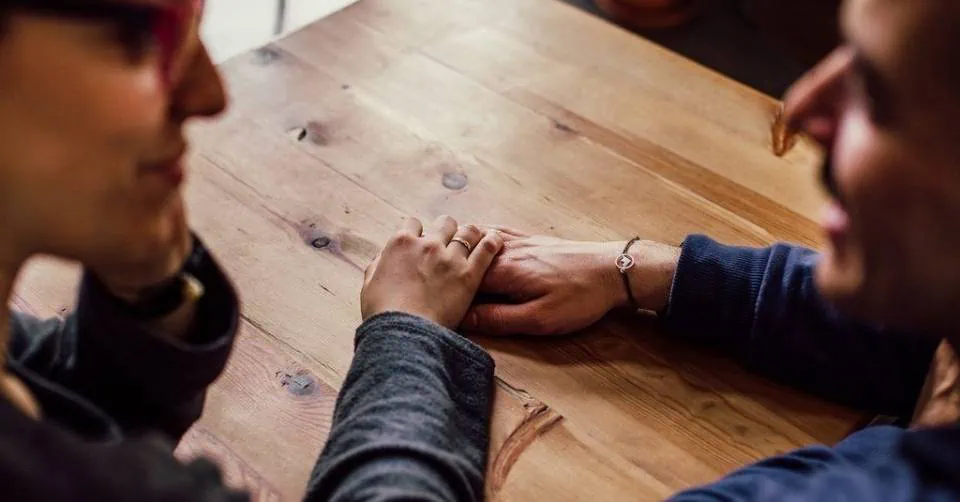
[14,0,864,500]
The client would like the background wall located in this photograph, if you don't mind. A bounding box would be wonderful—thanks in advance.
[201,0,359,63]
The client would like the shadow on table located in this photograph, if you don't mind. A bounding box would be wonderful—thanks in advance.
[475,309,862,446]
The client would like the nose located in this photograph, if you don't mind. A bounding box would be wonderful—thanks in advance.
[782,46,854,148]
[169,43,228,123]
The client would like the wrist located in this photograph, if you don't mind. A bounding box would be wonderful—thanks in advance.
[629,241,680,312]
[601,241,632,310]
[607,240,680,312]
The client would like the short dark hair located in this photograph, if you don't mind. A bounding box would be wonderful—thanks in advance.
[0,6,10,39]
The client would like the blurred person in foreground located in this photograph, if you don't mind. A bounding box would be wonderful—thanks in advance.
[0,0,503,500]
[459,0,960,499]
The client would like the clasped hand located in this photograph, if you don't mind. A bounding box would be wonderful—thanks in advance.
[363,220,680,337]
[361,216,504,329]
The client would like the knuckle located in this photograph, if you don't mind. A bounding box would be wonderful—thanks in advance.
[462,224,481,236]
[458,267,478,283]
[423,240,444,254]
[480,237,501,254]
[434,259,455,275]
[391,233,417,248]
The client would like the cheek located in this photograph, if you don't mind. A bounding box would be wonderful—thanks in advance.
[832,109,903,238]
[28,69,168,232]
[828,107,960,325]
[6,67,165,175]
[0,68,168,255]
[70,72,167,192]
[824,108,903,299]
[60,70,168,227]
[0,17,166,204]
[76,68,167,159]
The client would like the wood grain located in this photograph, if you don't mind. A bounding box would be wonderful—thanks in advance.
[14,0,864,499]
[174,320,338,501]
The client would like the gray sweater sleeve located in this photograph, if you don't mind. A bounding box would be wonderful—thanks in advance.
[304,312,495,502]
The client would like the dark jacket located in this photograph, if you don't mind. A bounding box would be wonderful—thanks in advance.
[2,245,247,501]
[1,245,494,501]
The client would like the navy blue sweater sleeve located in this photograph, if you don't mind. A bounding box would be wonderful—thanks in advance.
[304,312,495,502]
[668,424,960,501]
[663,235,938,417]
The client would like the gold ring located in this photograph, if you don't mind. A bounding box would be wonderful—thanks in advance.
[450,237,473,253]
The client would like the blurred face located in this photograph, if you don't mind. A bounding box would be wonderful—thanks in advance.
[787,0,960,334]
[0,0,225,271]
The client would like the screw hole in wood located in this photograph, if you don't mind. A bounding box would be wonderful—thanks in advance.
[288,127,308,142]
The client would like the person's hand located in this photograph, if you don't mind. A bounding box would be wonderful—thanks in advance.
[912,339,960,429]
[362,216,505,329]
[90,194,192,303]
[776,46,854,155]
[461,228,680,336]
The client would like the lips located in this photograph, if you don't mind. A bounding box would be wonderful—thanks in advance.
[148,160,184,186]
[821,200,850,260]
[817,152,851,252]
[142,146,187,186]
[821,201,849,234]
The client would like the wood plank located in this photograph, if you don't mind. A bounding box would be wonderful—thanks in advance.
[229,36,777,248]
[420,25,824,244]
[487,380,672,502]
[187,107,707,497]
[14,257,81,317]
[175,320,338,501]
[198,2,854,490]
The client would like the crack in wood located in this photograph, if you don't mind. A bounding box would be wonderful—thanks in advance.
[487,378,564,500]
[495,376,534,403]
[199,153,369,272]
[239,315,341,382]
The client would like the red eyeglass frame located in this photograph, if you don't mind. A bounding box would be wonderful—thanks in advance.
[10,0,206,87]
[154,0,206,86]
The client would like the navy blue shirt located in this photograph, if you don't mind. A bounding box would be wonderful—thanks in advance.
[664,235,958,501]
